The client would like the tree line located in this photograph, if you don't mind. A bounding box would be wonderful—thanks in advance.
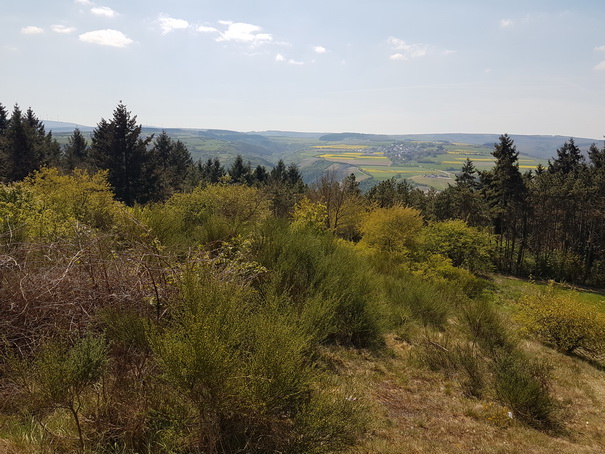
[365,134,605,286]
[0,102,304,207]
[1,101,604,285]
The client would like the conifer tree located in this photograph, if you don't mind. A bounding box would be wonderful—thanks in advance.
[90,103,153,205]
[0,103,8,135]
[548,138,585,175]
[149,131,194,197]
[481,134,528,272]
[228,155,252,184]
[5,104,37,181]
[64,128,89,170]
[200,158,225,183]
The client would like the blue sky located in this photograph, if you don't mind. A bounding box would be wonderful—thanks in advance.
[2,0,605,138]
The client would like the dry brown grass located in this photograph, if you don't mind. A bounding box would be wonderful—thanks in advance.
[327,335,605,454]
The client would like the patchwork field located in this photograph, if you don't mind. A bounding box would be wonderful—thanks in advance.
[298,141,545,189]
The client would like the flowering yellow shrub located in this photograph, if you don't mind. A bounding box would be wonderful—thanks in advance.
[517,284,605,356]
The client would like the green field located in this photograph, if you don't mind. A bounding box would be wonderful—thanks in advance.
[293,140,546,189]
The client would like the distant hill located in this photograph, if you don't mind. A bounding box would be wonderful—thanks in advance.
[43,121,94,133]
[313,132,600,160]
[44,120,602,168]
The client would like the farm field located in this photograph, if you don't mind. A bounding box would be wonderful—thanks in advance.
[295,140,545,189]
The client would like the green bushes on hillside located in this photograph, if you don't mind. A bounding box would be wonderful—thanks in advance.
[517,284,605,356]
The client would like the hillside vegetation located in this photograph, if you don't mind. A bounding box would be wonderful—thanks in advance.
[1,103,605,453]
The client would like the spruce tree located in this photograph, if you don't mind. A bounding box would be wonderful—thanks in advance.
[481,134,528,272]
[90,103,153,205]
[228,155,252,184]
[0,103,8,135]
[64,128,89,170]
[548,138,585,175]
[5,104,37,181]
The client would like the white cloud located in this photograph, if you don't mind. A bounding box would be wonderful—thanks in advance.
[594,61,605,71]
[500,18,513,28]
[158,15,189,34]
[595,45,605,52]
[275,53,285,62]
[288,59,304,65]
[217,22,272,45]
[75,0,93,4]
[388,37,428,61]
[91,6,117,18]
[21,26,44,35]
[52,25,77,34]
[79,29,132,47]
[313,46,327,54]
[198,25,219,33]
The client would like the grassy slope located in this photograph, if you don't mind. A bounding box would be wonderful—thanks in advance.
[330,276,605,454]
[334,336,605,454]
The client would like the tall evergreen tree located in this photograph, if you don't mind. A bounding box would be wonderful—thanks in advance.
[200,158,225,183]
[64,128,89,170]
[228,155,252,184]
[481,134,528,272]
[0,103,8,135]
[252,164,269,184]
[5,104,38,181]
[269,159,288,183]
[149,131,194,196]
[548,138,585,175]
[89,103,153,205]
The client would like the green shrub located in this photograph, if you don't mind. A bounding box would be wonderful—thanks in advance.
[150,264,364,452]
[422,219,494,273]
[493,352,558,430]
[254,221,383,348]
[137,184,271,251]
[383,273,450,329]
[5,335,108,452]
[460,298,516,355]
[517,284,605,356]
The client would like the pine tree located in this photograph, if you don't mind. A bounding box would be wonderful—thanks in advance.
[64,128,89,170]
[0,103,8,135]
[548,138,585,175]
[90,103,153,205]
[228,155,252,184]
[252,164,269,184]
[481,134,528,272]
[149,131,193,196]
[5,104,38,181]
[200,158,225,183]
[269,159,287,183]
[455,159,480,189]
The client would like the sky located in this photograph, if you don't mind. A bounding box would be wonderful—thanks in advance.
[2,0,605,139]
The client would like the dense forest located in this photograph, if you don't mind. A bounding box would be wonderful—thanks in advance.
[1,103,605,453]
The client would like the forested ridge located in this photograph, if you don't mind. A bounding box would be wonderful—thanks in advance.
[1,103,605,453]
